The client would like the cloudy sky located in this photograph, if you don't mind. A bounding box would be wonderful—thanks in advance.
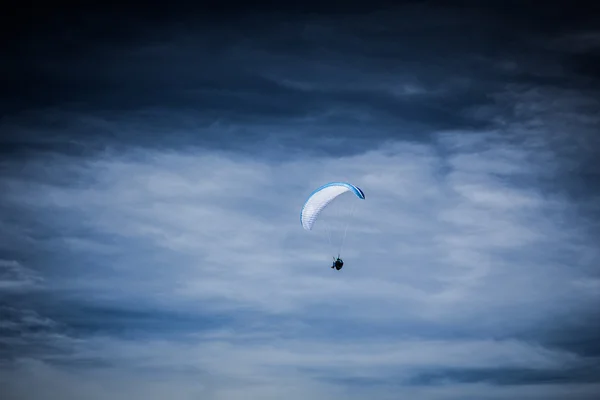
[1,1,600,399]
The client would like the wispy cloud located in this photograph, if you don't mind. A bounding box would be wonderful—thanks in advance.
[1,116,598,397]
[0,260,43,291]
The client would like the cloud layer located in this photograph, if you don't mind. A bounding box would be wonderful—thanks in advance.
[1,2,599,399]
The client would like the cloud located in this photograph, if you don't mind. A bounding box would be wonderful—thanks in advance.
[0,335,598,400]
[1,2,599,399]
[1,111,599,398]
[0,260,43,291]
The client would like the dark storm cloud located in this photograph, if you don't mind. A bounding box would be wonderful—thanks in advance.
[2,1,599,157]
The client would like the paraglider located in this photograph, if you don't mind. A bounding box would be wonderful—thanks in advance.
[332,257,344,270]
[300,182,365,271]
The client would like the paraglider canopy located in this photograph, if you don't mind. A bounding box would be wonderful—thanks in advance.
[300,181,365,262]
[300,182,365,231]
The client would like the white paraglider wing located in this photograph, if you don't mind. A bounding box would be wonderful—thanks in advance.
[301,182,365,231]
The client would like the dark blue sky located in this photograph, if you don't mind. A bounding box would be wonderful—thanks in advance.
[1,1,599,399]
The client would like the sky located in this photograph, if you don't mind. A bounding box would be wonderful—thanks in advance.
[1,1,600,399]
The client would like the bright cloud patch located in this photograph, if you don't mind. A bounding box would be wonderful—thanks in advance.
[0,126,598,399]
